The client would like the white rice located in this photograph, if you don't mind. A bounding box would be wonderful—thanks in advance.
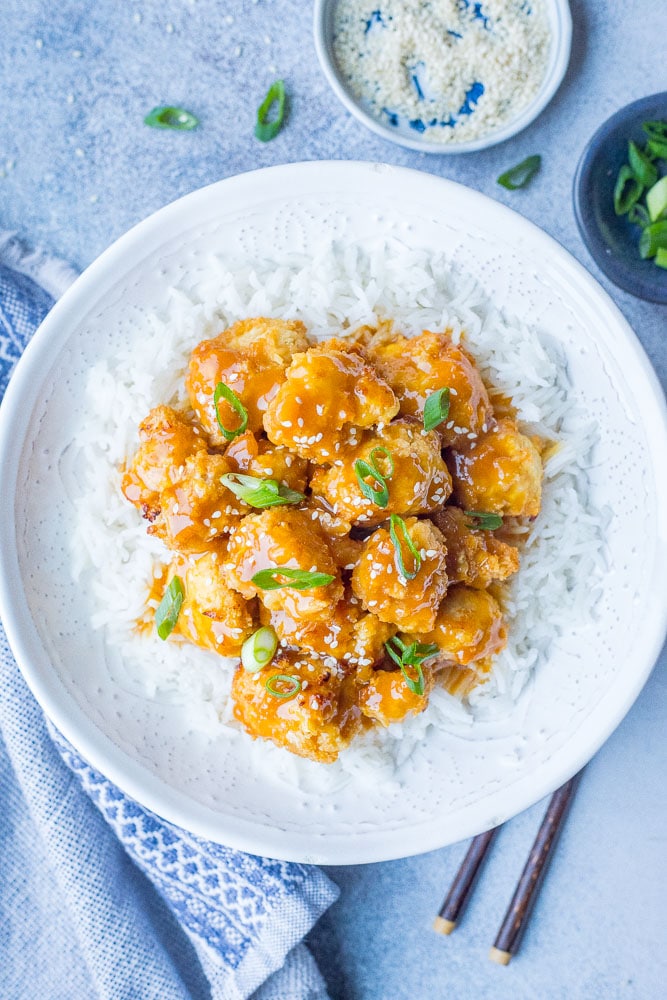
[70,240,603,787]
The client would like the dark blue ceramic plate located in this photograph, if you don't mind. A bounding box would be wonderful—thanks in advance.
[574,92,667,304]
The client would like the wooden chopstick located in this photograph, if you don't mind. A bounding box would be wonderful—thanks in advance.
[489,774,580,965]
[433,826,499,935]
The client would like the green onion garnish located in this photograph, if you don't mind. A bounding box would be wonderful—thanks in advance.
[251,567,336,591]
[647,138,667,160]
[655,247,667,270]
[213,382,248,441]
[355,459,389,507]
[628,141,658,189]
[220,473,304,508]
[265,673,301,699]
[241,626,278,673]
[388,514,421,580]
[255,79,286,142]
[465,510,503,530]
[646,175,667,223]
[423,387,451,431]
[384,636,439,696]
[614,164,644,216]
[155,575,184,640]
[628,203,651,228]
[642,121,667,143]
[144,106,199,130]
[497,155,541,191]
[368,446,394,478]
[354,446,394,508]
[639,221,667,259]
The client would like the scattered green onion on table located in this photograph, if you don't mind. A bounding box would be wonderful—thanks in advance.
[613,120,667,270]
[144,106,199,130]
[497,155,541,190]
[255,79,286,142]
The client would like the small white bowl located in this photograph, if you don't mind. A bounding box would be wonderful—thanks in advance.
[313,0,572,154]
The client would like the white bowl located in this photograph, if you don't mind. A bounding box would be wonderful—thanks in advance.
[313,0,573,153]
[1,161,666,864]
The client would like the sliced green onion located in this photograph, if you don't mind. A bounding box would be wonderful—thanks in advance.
[423,387,451,431]
[639,221,667,259]
[255,79,286,142]
[265,673,302,699]
[642,120,667,142]
[369,446,394,479]
[614,165,644,216]
[214,382,248,441]
[465,510,503,530]
[497,155,541,191]
[384,636,439,696]
[647,138,667,160]
[646,176,667,222]
[251,567,335,591]
[388,514,421,580]
[628,141,658,189]
[354,459,389,508]
[155,576,184,640]
[144,106,199,130]
[628,203,651,228]
[220,473,304,508]
[655,247,667,270]
[241,626,278,672]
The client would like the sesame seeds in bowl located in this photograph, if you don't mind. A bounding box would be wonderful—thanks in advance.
[314,0,572,154]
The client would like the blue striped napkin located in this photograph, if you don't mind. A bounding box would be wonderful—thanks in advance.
[0,234,337,1000]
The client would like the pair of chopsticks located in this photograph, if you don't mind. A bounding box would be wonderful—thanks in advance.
[433,774,580,964]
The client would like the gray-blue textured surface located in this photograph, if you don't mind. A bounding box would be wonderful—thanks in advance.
[1,1,665,998]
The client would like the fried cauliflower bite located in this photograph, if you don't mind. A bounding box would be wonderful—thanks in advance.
[224,508,343,621]
[261,594,393,666]
[175,552,256,656]
[417,585,507,666]
[447,418,543,518]
[263,338,399,463]
[361,329,492,449]
[310,419,452,527]
[351,517,448,632]
[147,450,247,554]
[232,650,361,763]
[223,430,308,493]
[299,499,369,570]
[357,666,433,726]
[186,318,310,444]
[430,505,520,589]
[121,405,207,517]
[436,660,493,699]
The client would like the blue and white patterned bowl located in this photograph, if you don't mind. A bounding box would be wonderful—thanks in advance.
[313,0,572,154]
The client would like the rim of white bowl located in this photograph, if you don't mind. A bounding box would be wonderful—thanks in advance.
[313,0,573,154]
